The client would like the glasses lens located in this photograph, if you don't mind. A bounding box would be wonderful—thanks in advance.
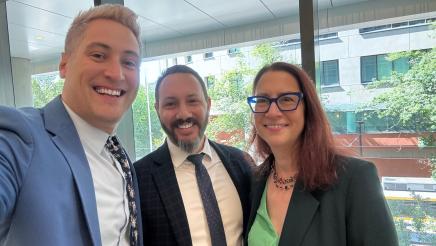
[277,94,300,111]
[250,97,270,112]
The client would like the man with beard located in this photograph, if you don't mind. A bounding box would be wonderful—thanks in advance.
[134,65,252,246]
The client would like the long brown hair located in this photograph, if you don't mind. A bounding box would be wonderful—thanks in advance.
[248,62,341,191]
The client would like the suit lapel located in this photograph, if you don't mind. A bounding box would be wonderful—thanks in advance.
[279,181,319,246]
[150,143,192,246]
[42,97,101,246]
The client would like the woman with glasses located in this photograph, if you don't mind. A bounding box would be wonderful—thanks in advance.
[245,62,398,246]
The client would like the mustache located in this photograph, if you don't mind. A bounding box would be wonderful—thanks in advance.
[171,117,200,128]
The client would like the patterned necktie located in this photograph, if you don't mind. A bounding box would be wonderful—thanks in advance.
[187,153,227,246]
[105,136,138,246]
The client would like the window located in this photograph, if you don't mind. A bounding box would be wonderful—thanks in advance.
[227,48,240,56]
[185,55,192,64]
[320,60,339,86]
[361,54,409,83]
[359,17,435,34]
[203,52,214,60]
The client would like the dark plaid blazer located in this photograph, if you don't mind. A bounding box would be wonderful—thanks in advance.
[134,140,253,246]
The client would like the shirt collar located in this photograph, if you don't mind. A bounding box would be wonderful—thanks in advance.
[166,137,213,169]
[63,100,112,154]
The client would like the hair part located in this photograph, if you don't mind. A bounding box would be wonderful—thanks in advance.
[155,65,208,102]
[64,4,141,55]
[248,62,341,191]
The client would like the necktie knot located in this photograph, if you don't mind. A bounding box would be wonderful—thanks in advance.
[187,153,205,167]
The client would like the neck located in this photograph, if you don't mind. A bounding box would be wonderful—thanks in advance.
[271,147,298,176]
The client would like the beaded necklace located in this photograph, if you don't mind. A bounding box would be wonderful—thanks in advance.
[271,161,297,190]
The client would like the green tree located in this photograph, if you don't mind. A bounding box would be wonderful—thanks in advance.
[132,84,164,159]
[207,43,282,148]
[366,48,436,178]
[32,75,64,107]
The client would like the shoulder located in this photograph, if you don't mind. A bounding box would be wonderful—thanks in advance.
[134,151,157,170]
[336,156,377,180]
[134,144,168,171]
[0,106,42,145]
[210,140,255,166]
[333,156,382,198]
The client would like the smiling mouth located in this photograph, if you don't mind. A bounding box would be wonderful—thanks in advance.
[178,121,194,129]
[94,86,125,97]
[265,124,288,128]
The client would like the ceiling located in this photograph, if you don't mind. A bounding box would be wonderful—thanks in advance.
[4,0,434,63]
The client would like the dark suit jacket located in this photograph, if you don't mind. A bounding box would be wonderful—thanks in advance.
[0,96,143,246]
[246,156,398,246]
[134,140,252,246]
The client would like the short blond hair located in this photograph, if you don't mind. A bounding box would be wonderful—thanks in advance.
[64,4,141,54]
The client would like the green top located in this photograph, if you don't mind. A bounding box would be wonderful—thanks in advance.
[247,184,280,246]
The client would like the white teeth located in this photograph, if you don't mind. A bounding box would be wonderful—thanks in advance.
[266,124,285,128]
[96,87,121,96]
[178,122,193,129]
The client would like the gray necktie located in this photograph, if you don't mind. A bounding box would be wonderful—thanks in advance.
[105,136,138,246]
[187,153,227,246]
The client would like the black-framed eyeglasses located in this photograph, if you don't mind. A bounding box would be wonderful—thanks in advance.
[247,92,304,113]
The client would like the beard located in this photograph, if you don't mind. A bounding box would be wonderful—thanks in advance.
[160,112,209,153]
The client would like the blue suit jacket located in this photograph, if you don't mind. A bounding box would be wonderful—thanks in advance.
[134,141,253,246]
[0,97,143,246]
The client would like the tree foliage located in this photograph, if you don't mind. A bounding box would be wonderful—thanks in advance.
[207,43,282,148]
[132,84,164,159]
[32,75,64,108]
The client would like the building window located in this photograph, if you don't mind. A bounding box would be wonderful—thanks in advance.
[320,60,339,86]
[185,55,192,64]
[203,52,214,60]
[359,17,436,34]
[204,75,216,88]
[361,54,409,83]
[227,48,240,56]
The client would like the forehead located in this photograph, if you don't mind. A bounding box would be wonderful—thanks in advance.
[159,73,204,99]
[78,19,139,55]
[255,70,300,95]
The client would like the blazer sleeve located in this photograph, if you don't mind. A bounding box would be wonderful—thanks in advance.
[0,107,34,222]
[345,160,398,246]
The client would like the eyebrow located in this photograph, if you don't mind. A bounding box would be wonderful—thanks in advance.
[85,42,139,58]
[255,91,300,97]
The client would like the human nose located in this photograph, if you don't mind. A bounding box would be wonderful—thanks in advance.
[176,103,192,119]
[104,58,125,81]
[265,101,282,116]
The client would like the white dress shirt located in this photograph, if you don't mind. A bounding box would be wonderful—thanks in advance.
[167,138,243,246]
[64,102,130,246]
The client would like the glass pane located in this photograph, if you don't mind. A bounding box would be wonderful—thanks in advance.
[393,57,410,74]
[316,2,436,245]
[361,56,377,83]
[322,60,339,86]
[377,54,392,80]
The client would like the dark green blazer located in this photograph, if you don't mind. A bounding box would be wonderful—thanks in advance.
[246,156,398,246]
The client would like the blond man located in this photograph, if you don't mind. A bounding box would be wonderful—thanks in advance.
[0,4,142,246]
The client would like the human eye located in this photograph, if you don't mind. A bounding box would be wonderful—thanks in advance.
[163,100,177,108]
[188,98,200,104]
[280,95,296,103]
[122,57,139,70]
[89,52,105,61]
[255,97,270,105]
